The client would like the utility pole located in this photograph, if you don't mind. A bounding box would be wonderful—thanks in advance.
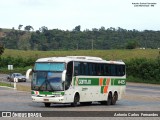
[77,43,79,50]
[92,39,93,50]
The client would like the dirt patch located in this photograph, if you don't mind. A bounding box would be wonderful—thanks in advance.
[17,84,31,92]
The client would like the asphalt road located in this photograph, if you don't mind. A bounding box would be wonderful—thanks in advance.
[0,82,160,111]
[0,74,160,119]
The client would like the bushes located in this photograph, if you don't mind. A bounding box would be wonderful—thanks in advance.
[0,55,160,83]
[126,58,160,83]
[0,56,35,68]
[0,56,35,74]
[0,67,32,74]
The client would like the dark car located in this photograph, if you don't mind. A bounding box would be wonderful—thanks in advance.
[8,73,26,82]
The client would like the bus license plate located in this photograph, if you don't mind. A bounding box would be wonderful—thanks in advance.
[44,99,49,102]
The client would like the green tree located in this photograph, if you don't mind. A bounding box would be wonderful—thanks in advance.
[1,26,160,50]
[24,25,34,32]
[0,44,4,56]
[126,40,139,49]
[73,25,81,32]
[39,26,48,33]
[18,24,23,30]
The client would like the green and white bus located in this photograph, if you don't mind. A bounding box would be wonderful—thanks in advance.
[28,56,126,107]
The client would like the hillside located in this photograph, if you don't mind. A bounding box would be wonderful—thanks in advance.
[0,27,160,50]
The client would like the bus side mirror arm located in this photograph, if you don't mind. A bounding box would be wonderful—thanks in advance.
[26,68,33,81]
[62,70,66,82]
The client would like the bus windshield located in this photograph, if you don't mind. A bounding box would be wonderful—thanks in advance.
[32,62,65,91]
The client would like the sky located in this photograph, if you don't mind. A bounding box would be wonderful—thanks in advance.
[0,0,160,31]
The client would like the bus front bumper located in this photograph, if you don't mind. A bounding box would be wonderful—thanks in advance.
[32,96,65,103]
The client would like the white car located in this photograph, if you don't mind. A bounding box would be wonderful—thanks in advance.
[8,73,26,82]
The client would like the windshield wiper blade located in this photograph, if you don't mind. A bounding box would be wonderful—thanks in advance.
[38,81,46,91]
[46,79,54,91]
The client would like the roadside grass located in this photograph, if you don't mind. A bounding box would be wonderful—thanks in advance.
[16,84,31,92]
[0,82,13,88]
[0,82,30,92]
[3,49,160,61]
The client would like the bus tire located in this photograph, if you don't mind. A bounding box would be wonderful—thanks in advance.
[111,92,118,105]
[71,93,80,107]
[107,92,112,105]
[44,103,51,107]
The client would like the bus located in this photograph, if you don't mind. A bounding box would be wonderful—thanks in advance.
[27,56,126,107]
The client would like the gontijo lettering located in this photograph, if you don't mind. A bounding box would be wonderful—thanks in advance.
[79,79,91,84]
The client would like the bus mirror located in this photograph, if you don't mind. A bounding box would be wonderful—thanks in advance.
[26,69,33,81]
[62,70,66,82]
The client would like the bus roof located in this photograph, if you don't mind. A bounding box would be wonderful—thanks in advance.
[36,56,125,64]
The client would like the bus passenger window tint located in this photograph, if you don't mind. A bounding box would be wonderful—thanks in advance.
[65,61,73,90]
[73,62,125,77]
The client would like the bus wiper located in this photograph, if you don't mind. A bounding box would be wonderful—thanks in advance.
[38,81,46,91]
[46,79,54,91]
[36,72,54,91]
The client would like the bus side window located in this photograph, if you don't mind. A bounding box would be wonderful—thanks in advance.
[115,65,125,76]
[104,64,107,76]
[101,64,105,76]
[80,62,84,75]
[65,61,73,90]
[106,64,111,76]
[84,63,88,75]
[121,65,125,76]
[92,63,96,76]
[74,62,79,76]
[122,65,125,76]
[67,62,73,76]
[89,63,92,75]
[110,64,116,76]
[97,64,103,76]
[116,65,120,76]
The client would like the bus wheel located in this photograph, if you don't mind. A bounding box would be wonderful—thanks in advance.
[111,92,118,105]
[107,92,112,105]
[44,103,51,107]
[71,94,80,107]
